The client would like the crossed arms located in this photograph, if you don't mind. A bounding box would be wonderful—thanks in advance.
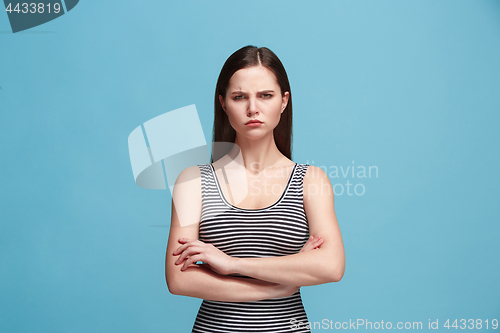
[165,165,345,302]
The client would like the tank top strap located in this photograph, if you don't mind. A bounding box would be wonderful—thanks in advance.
[294,163,310,182]
[284,163,309,198]
[198,163,229,201]
[196,164,227,220]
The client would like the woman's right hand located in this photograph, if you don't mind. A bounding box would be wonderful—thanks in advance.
[299,235,323,253]
[276,235,324,297]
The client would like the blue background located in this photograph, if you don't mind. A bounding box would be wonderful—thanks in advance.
[1,0,499,332]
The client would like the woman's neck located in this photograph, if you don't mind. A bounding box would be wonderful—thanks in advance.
[232,133,288,174]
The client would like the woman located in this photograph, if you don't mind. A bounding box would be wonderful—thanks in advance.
[165,45,345,332]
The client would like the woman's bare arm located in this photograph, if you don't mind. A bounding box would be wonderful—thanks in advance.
[175,166,345,287]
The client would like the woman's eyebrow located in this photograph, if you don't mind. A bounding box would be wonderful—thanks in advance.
[230,90,275,95]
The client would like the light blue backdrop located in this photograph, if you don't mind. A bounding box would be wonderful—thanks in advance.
[1,1,499,332]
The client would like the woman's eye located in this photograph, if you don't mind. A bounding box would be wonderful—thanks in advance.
[262,94,272,98]
[233,95,244,100]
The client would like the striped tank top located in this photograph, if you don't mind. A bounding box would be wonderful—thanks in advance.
[191,163,311,333]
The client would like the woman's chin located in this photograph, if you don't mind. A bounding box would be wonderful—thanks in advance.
[236,130,273,141]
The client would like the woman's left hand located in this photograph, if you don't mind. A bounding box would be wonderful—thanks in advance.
[173,238,235,276]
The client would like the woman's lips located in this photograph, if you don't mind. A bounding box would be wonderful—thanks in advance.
[245,122,263,127]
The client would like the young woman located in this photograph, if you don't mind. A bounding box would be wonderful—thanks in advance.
[165,46,345,332]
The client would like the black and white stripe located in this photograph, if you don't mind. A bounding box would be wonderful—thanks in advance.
[191,163,311,333]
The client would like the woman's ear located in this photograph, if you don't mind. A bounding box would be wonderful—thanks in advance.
[281,91,290,113]
[219,95,227,113]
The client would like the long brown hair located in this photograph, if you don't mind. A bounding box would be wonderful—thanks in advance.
[211,46,293,163]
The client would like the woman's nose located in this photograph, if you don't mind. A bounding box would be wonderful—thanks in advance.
[247,98,259,116]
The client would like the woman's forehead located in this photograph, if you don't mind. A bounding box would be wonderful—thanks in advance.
[228,66,279,91]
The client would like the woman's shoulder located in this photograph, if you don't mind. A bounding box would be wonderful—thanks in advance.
[171,165,203,228]
[303,165,330,182]
[175,165,203,183]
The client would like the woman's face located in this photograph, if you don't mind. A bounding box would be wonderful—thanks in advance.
[219,65,289,141]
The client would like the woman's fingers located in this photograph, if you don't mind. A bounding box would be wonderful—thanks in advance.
[177,237,195,244]
[301,236,315,251]
[174,246,204,265]
[312,236,323,249]
[173,238,234,275]
[314,238,323,249]
[173,238,201,255]
[299,235,323,252]
[181,254,204,271]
